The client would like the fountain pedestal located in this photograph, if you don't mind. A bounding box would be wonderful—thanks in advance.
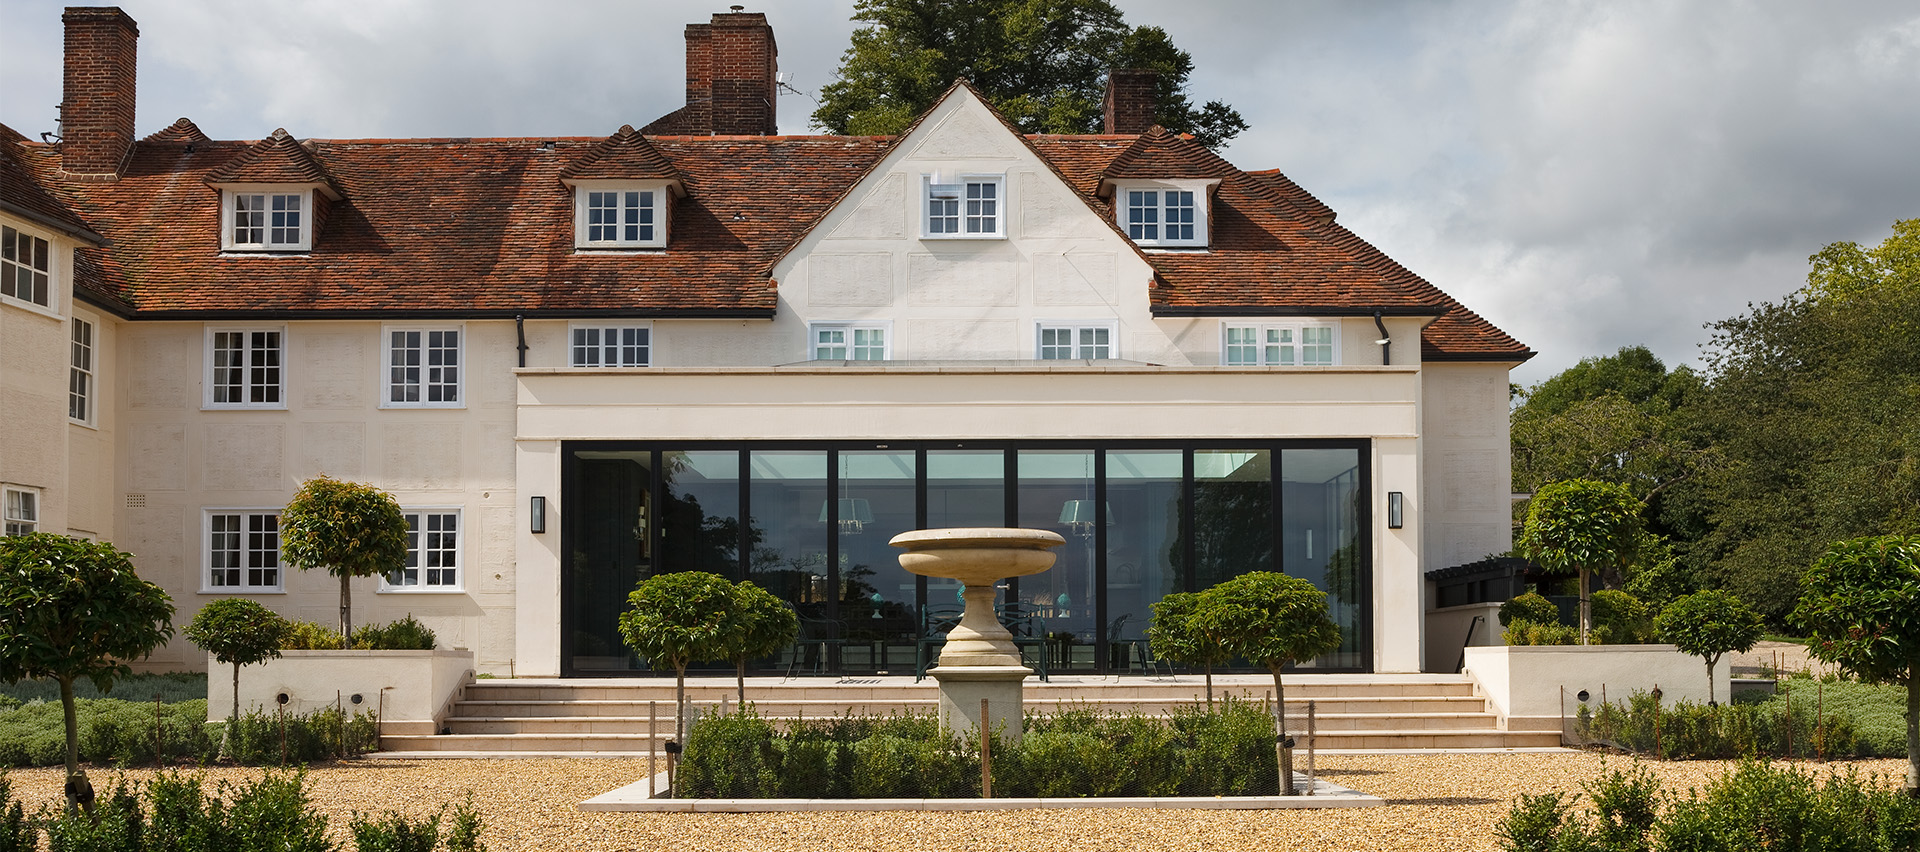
[891,528,1064,744]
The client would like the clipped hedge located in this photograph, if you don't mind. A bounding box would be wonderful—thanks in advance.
[281,616,438,651]
[0,698,378,768]
[1572,684,1901,760]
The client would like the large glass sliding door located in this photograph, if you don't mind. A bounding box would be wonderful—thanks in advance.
[1017,450,1096,671]
[1282,448,1366,669]
[837,451,917,671]
[1105,450,1183,672]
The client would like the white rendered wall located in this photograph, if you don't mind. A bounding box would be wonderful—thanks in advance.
[1419,363,1518,576]
[0,219,84,538]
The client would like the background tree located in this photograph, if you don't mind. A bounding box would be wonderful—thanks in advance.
[1147,591,1229,706]
[1790,535,1920,797]
[814,0,1247,147]
[185,598,293,722]
[0,533,174,810]
[279,476,409,648]
[1518,479,1644,644]
[725,580,798,704]
[1192,572,1341,796]
[1655,590,1763,705]
[617,571,740,747]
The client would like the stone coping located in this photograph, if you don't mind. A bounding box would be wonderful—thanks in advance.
[580,774,1381,812]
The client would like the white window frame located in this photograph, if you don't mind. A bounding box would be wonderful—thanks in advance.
[381,324,465,408]
[3,485,39,536]
[572,181,667,249]
[382,508,464,592]
[922,174,1005,239]
[220,186,313,252]
[809,322,891,361]
[1035,321,1118,360]
[70,316,95,426]
[202,509,284,592]
[204,326,286,410]
[1113,180,1211,248]
[1,223,55,311]
[1221,321,1340,366]
[569,322,653,367]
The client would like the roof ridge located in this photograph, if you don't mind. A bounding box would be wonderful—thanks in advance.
[143,118,210,144]
[206,129,340,193]
[560,125,683,184]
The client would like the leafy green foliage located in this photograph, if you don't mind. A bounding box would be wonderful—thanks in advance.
[350,616,437,651]
[617,572,738,676]
[1657,590,1763,703]
[813,0,1247,146]
[0,672,204,705]
[1146,591,1229,702]
[1519,479,1644,642]
[187,598,293,722]
[350,798,486,852]
[1499,592,1562,628]
[29,771,389,852]
[281,621,346,651]
[280,476,409,646]
[1592,590,1655,644]
[1503,620,1581,646]
[0,698,378,768]
[724,582,797,701]
[1791,534,1920,794]
[1578,688,1879,760]
[1193,572,1341,675]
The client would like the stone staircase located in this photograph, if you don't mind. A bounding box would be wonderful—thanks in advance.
[377,673,1562,757]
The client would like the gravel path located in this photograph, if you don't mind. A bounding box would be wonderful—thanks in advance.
[4,753,1909,851]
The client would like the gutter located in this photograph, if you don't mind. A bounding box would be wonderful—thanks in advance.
[1373,309,1391,366]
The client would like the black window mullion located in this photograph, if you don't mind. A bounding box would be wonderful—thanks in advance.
[915,448,928,615]
[825,449,840,629]
[737,450,750,582]
[1271,443,1285,575]
[1093,450,1109,673]
[1003,448,1019,601]
[1182,448,1196,593]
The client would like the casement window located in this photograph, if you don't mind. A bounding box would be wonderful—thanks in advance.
[3,486,38,536]
[383,326,463,407]
[205,510,281,591]
[70,318,94,424]
[1113,181,1211,248]
[221,189,311,251]
[385,509,462,590]
[205,328,285,409]
[811,323,889,361]
[570,324,651,367]
[1036,323,1115,360]
[924,175,1004,237]
[573,183,666,248]
[1222,322,1339,366]
[1,224,52,308]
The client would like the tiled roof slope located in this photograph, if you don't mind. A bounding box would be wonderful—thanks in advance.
[5,119,1528,360]
[207,129,339,194]
[1,125,99,241]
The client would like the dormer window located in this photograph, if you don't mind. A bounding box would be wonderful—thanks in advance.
[573,182,667,249]
[221,188,312,251]
[1112,180,1212,248]
[923,174,1004,238]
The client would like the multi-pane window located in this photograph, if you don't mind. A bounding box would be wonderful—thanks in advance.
[208,329,283,407]
[3,487,38,536]
[385,328,462,406]
[227,192,307,250]
[1,225,51,307]
[388,510,461,589]
[70,318,94,423]
[585,190,656,244]
[1223,323,1338,366]
[925,176,1003,236]
[570,325,651,367]
[1118,184,1205,246]
[812,325,887,361]
[207,511,281,590]
[1037,324,1114,360]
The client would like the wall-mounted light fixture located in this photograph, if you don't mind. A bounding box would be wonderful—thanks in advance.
[1387,491,1404,529]
[530,496,547,534]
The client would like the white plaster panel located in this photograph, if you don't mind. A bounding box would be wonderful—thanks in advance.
[296,422,365,479]
[905,319,1018,360]
[1016,171,1082,239]
[1127,331,1186,366]
[826,173,907,240]
[475,505,516,592]
[66,430,105,534]
[378,423,463,490]
[470,324,516,410]
[128,423,188,492]
[298,333,367,409]
[907,107,1019,160]
[1436,370,1507,437]
[807,253,894,307]
[1437,449,1502,512]
[125,330,191,410]
[1032,251,1118,306]
[906,254,1017,306]
[202,423,285,492]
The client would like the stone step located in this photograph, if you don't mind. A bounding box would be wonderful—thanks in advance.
[458,678,1478,704]
[453,695,1489,718]
[442,711,1501,736]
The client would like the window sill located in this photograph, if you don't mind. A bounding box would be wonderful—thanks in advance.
[198,588,286,595]
[574,247,666,255]
[1,296,62,320]
[378,402,467,410]
[920,234,1007,241]
[201,404,288,412]
[68,418,98,430]
[217,249,311,257]
[1138,246,1210,253]
[377,587,467,595]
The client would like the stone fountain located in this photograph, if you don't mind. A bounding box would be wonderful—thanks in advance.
[890,527,1064,744]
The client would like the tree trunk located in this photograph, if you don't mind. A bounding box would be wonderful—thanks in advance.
[232,661,243,721]
[736,659,747,706]
[1271,667,1295,796]
[58,676,89,812]
[339,573,353,648]
[1906,676,1917,798]
[1204,663,1214,709]
[1578,569,1592,645]
[1704,655,1719,706]
[672,662,689,799]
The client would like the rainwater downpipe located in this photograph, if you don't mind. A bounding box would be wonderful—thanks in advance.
[515,315,528,368]
[1373,310,1391,366]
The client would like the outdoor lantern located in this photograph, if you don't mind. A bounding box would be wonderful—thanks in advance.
[818,498,873,534]
[1387,491,1404,529]
[1057,500,1112,538]
[530,495,547,534]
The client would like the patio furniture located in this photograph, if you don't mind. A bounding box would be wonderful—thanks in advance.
[913,606,963,681]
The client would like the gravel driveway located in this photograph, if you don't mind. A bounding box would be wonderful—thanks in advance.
[5,753,1909,851]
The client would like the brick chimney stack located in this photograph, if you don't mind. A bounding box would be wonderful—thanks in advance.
[61,6,140,178]
[1103,69,1156,134]
[680,10,778,136]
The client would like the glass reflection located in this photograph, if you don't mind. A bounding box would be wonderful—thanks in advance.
[1106,450,1182,672]
[659,450,741,578]
[566,450,652,672]
[837,451,917,672]
[747,450,828,609]
[1282,448,1364,668]
[1191,449,1274,589]
[1017,450,1095,670]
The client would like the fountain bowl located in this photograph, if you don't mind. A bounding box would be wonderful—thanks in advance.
[889,528,1064,586]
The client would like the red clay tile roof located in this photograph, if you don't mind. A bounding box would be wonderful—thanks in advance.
[143,118,210,144]
[1,125,100,243]
[560,125,683,184]
[1,104,1529,360]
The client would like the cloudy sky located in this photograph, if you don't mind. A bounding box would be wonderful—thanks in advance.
[3,0,1915,385]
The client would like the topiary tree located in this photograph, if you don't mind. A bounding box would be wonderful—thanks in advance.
[1518,479,1644,644]
[617,570,740,747]
[1192,572,1341,796]
[0,533,174,810]
[185,597,293,722]
[1790,535,1920,797]
[1656,590,1763,705]
[279,476,409,648]
[725,581,798,704]
[1148,591,1230,707]
[1498,592,1561,628]
[1591,589,1654,645]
